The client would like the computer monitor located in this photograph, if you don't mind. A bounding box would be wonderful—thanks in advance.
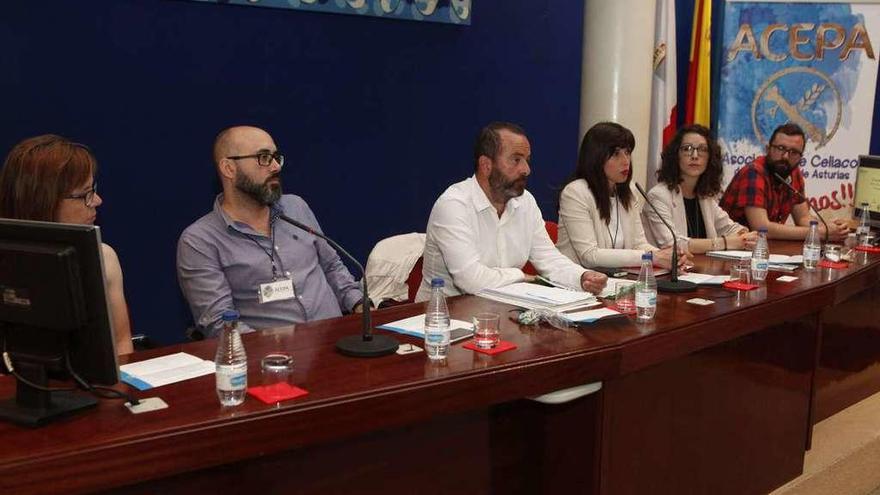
[854,155,880,227]
[0,219,118,426]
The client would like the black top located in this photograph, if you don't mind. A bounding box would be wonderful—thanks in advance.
[683,197,707,239]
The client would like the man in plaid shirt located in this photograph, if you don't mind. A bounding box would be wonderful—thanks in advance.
[720,123,849,241]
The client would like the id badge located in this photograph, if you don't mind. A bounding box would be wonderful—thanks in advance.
[258,278,295,304]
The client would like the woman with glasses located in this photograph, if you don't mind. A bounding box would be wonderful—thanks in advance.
[0,135,133,354]
[643,125,755,254]
[556,122,689,270]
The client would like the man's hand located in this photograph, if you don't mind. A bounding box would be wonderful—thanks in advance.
[822,219,850,242]
[581,270,608,294]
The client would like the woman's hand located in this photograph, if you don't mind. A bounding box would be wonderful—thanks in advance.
[653,246,692,270]
[728,231,757,250]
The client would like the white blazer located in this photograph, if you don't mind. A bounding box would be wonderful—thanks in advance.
[642,183,745,248]
[556,179,655,268]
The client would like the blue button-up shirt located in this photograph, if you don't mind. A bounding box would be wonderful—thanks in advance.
[177,194,363,337]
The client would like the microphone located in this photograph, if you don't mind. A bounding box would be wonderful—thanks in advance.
[771,172,829,244]
[276,213,399,358]
[634,183,697,293]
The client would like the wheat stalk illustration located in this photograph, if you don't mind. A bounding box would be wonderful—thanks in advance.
[797,83,825,111]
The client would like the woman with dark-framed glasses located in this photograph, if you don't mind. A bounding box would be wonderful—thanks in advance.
[643,124,756,254]
[0,134,133,354]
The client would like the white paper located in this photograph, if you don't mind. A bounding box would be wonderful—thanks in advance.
[707,251,803,264]
[678,273,731,285]
[120,352,215,390]
[377,314,473,338]
[776,275,799,283]
[478,282,599,311]
[562,307,622,323]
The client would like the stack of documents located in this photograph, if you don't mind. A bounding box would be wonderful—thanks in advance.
[477,282,600,311]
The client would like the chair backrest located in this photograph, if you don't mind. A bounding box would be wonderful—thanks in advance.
[406,257,424,303]
[522,220,560,276]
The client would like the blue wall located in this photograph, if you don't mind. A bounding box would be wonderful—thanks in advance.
[1,0,585,344]
[5,0,880,345]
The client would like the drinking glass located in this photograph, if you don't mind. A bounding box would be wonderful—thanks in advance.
[473,312,501,349]
[729,259,752,285]
[614,281,637,315]
[261,353,294,387]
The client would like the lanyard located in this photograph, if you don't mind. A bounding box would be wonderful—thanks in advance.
[242,217,281,280]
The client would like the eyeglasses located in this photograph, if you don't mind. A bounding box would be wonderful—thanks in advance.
[679,144,710,156]
[227,150,285,168]
[65,181,98,207]
[769,144,803,159]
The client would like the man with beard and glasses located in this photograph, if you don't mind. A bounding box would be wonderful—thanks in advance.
[176,126,364,338]
[415,122,607,302]
[720,122,849,241]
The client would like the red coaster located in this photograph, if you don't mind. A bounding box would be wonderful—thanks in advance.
[854,245,880,253]
[247,383,309,404]
[722,281,759,291]
[463,340,517,355]
[818,259,848,270]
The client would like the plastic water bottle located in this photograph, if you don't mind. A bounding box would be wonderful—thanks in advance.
[215,310,247,406]
[803,220,821,270]
[857,202,871,241]
[635,252,657,322]
[751,228,770,282]
[424,278,451,360]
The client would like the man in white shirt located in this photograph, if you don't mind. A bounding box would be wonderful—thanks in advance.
[416,122,607,301]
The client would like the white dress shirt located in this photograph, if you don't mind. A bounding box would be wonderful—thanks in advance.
[416,176,588,302]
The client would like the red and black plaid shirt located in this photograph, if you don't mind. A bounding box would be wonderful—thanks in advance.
[720,156,806,227]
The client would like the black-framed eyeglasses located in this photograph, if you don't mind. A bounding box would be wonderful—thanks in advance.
[679,144,709,156]
[769,144,803,159]
[226,150,285,168]
[64,181,98,207]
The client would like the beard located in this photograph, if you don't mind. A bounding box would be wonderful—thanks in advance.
[767,158,794,179]
[488,166,527,202]
[235,170,282,206]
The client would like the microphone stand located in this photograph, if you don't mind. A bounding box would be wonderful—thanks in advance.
[772,171,829,244]
[634,183,697,293]
[277,214,399,358]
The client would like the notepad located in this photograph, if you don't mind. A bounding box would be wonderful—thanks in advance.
[120,352,215,391]
[377,314,473,339]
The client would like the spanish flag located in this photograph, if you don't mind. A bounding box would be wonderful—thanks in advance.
[685,0,711,126]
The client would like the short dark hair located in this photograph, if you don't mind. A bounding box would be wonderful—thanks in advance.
[657,124,724,198]
[769,123,806,150]
[473,122,527,171]
[0,134,97,221]
[561,122,635,223]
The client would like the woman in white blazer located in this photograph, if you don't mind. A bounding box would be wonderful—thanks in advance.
[643,124,755,254]
[556,122,687,269]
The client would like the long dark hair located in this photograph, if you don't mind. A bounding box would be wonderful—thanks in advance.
[561,122,635,223]
[657,124,723,197]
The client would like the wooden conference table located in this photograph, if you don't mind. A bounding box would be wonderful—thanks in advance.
[1,241,879,495]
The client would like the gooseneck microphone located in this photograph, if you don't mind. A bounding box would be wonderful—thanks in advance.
[277,213,399,358]
[634,183,697,293]
[771,172,829,244]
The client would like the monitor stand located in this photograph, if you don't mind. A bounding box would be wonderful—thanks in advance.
[0,360,96,427]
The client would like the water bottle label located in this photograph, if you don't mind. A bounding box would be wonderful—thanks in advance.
[803,246,820,261]
[751,259,768,271]
[216,366,247,390]
[636,291,656,307]
[425,331,444,344]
